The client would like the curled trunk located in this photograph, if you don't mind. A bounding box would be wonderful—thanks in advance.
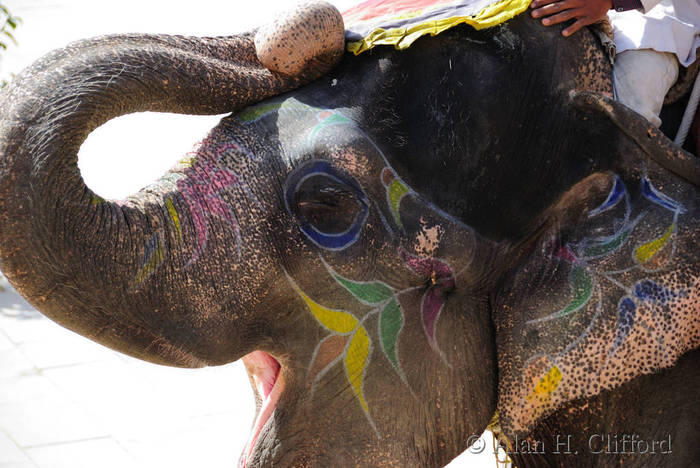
[0,31,331,366]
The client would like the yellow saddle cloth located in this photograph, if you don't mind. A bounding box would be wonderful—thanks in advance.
[343,0,532,54]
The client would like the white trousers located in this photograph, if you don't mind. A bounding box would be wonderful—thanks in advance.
[613,49,679,127]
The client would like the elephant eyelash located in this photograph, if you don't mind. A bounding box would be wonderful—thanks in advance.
[296,188,359,204]
[297,189,362,207]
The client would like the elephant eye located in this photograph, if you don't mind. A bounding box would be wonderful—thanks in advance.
[285,160,370,250]
[294,176,365,235]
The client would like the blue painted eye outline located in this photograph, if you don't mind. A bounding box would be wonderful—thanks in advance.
[284,160,370,251]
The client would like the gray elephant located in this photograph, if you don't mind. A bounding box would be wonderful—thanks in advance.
[0,1,698,467]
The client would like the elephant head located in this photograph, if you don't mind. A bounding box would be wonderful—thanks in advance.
[0,1,697,466]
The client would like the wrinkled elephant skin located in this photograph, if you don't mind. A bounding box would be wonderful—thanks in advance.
[0,5,698,468]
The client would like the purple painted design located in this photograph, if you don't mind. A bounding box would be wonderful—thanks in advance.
[551,244,578,263]
[400,247,455,350]
[421,289,444,348]
[400,247,452,279]
[176,133,259,265]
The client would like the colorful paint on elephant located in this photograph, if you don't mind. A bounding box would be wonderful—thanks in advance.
[235,100,310,123]
[286,269,377,433]
[284,160,370,250]
[129,196,182,290]
[381,168,411,229]
[267,101,465,433]
[130,128,260,288]
[519,174,690,421]
[131,233,165,289]
[308,110,355,144]
[176,133,261,265]
[290,246,457,435]
[526,365,562,405]
[400,247,455,354]
[305,306,371,423]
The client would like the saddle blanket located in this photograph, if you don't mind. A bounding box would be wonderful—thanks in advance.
[342,0,532,54]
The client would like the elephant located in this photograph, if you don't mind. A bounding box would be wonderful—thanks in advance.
[0,1,698,467]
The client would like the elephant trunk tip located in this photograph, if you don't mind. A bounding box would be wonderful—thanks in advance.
[254,1,345,77]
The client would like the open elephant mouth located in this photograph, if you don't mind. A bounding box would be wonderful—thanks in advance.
[240,350,285,466]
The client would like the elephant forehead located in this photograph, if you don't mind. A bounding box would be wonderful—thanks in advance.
[232,97,379,170]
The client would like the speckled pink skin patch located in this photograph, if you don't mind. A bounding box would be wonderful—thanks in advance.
[254,1,345,76]
[495,171,699,437]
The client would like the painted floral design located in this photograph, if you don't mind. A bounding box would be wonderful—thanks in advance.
[523,175,688,401]
[287,273,377,434]
[176,134,260,265]
[381,167,410,229]
[399,247,455,353]
[131,129,260,287]
[291,243,457,434]
[274,102,463,433]
[284,155,459,430]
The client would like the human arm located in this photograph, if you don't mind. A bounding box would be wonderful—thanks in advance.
[529,0,646,37]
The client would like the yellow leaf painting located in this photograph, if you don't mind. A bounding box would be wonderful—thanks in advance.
[634,223,674,264]
[345,326,371,413]
[289,277,359,334]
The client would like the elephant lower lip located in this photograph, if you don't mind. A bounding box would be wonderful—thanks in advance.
[241,351,284,466]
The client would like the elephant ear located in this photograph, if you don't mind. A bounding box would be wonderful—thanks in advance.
[571,90,700,186]
[493,95,700,438]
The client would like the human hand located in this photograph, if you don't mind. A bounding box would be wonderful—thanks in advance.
[530,0,612,37]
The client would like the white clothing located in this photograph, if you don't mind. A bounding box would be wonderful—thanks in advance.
[609,0,699,127]
[613,49,679,127]
[609,0,700,67]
